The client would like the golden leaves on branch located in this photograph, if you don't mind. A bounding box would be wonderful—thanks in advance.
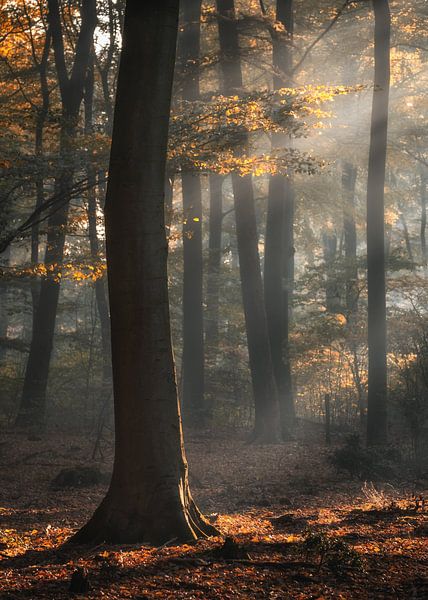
[191,149,324,177]
[0,261,106,283]
[168,85,362,175]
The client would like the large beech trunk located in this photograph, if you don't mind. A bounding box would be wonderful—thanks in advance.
[179,0,205,425]
[366,0,390,446]
[16,0,96,428]
[72,0,216,545]
[216,0,279,442]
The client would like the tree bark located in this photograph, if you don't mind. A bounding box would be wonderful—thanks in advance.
[72,0,216,545]
[0,246,10,361]
[31,27,51,321]
[322,228,341,313]
[342,162,358,316]
[15,0,97,428]
[420,171,426,266]
[366,0,390,446]
[398,199,414,266]
[217,0,279,442]
[84,50,112,408]
[205,174,224,352]
[179,0,205,426]
[264,0,295,438]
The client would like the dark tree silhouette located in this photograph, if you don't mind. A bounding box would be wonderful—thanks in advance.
[179,0,205,426]
[342,162,358,317]
[72,0,216,544]
[205,174,224,352]
[84,51,112,406]
[366,0,390,446]
[264,0,296,438]
[421,170,427,265]
[216,0,279,442]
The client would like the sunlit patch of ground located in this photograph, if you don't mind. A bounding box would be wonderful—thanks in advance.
[0,431,427,598]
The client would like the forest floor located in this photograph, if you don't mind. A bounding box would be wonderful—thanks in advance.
[0,425,427,599]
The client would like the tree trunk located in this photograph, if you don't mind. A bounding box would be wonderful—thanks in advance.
[72,0,216,545]
[217,0,279,442]
[179,0,205,425]
[84,54,112,409]
[420,171,426,266]
[342,162,358,316]
[181,172,205,424]
[15,0,96,429]
[31,29,51,321]
[0,246,11,361]
[322,228,341,313]
[205,174,223,352]
[398,199,414,266]
[366,0,390,446]
[264,0,295,439]
[165,172,174,237]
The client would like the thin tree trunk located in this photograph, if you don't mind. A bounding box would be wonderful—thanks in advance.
[264,0,295,438]
[165,172,174,237]
[72,0,216,544]
[205,174,223,352]
[342,162,358,316]
[96,0,116,135]
[15,0,97,428]
[84,50,112,408]
[282,176,295,418]
[322,228,341,313]
[398,199,414,266]
[366,0,390,446]
[0,246,10,360]
[217,0,279,442]
[350,342,366,428]
[420,171,426,265]
[31,29,51,320]
[179,0,205,425]
[181,172,204,424]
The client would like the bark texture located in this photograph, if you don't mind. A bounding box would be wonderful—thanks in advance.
[84,53,112,404]
[72,0,215,544]
[342,162,358,316]
[264,0,295,438]
[366,0,390,446]
[420,171,427,266]
[322,228,341,313]
[205,174,224,352]
[0,246,10,360]
[217,0,279,441]
[179,0,205,425]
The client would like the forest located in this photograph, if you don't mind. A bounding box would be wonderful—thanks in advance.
[0,0,427,598]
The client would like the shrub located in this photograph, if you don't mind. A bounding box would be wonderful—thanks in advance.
[303,530,364,574]
[329,434,400,480]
